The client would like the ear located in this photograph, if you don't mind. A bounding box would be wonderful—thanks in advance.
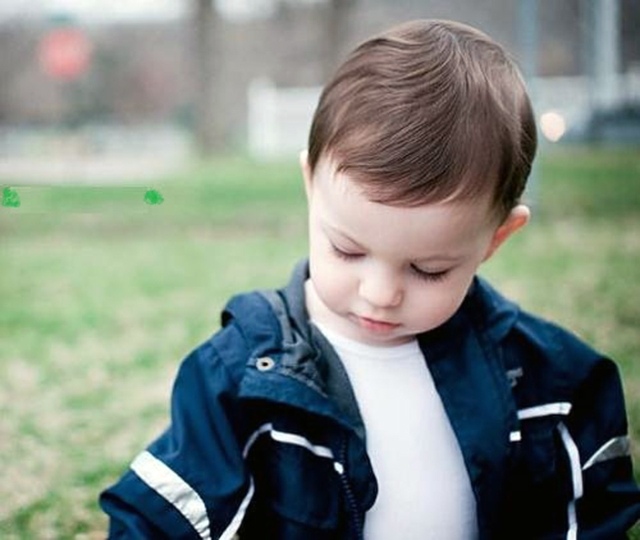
[299,149,313,201]
[482,204,530,262]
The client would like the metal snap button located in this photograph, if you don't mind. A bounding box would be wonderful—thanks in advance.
[256,357,276,371]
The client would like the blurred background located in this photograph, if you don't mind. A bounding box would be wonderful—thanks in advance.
[1,1,639,538]
[0,0,638,174]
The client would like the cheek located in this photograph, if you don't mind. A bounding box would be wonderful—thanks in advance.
[439,276,475,317]
[408,276,474,328]
[318,262,348,297]
[309,256,353,308]
[410,293,457,326]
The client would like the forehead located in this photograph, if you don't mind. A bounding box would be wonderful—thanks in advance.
[311,160,495,257]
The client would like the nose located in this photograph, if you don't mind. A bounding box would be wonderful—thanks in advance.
[358,267,403,309]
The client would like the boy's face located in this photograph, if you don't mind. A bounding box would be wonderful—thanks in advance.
[302,155,528,346]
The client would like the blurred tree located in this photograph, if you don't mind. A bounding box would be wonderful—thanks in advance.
[324,0,356,81]
[0,20,36,122]
[193,0,223,155]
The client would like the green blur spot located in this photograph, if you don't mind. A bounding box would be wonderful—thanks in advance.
[2,187,21,208]
[143,189,164,205]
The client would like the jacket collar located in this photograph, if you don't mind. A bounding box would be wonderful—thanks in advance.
[223,261,362,434]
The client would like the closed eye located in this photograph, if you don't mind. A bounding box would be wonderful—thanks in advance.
[331,243,364,260]
[410,265,450,282]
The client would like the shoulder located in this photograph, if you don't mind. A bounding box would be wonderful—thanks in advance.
[471,277,610,398]
[178,289,285,390]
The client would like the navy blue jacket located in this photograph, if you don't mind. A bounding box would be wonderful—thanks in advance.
[100,261,640,539]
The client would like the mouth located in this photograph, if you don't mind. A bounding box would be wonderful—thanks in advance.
[355,315,401,333]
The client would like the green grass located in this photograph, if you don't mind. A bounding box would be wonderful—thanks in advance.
[1,146,639,537]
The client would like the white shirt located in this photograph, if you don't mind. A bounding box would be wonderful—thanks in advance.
[314,322,478,540]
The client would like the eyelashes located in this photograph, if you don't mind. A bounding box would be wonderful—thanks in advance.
[409,266,449,283]
[329,243,451,283]
[330,244,363,260]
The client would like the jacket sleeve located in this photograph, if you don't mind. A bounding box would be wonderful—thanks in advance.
[514,347,640,539]
[565,356,640,539]
[504,313,640,539]
[100,325,252,539]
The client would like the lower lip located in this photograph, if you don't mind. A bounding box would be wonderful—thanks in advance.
[356,316,400,334]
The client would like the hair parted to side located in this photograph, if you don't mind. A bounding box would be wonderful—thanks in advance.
[307,19,537,221]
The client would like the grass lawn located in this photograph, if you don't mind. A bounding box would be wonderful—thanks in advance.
[1,145,639,537]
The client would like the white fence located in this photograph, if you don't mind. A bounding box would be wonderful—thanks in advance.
[247,78,321,159]
[247,73,640,158]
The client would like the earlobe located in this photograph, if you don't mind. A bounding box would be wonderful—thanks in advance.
[483,204,530,261]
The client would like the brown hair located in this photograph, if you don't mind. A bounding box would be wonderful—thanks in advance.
[307,19,537,221]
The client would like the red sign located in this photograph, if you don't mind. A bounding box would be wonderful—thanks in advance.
[38,27,92,81]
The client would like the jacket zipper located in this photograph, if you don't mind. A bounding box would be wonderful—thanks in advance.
[338,435,364,540]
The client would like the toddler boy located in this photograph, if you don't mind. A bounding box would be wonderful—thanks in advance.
[101,19,640,539]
